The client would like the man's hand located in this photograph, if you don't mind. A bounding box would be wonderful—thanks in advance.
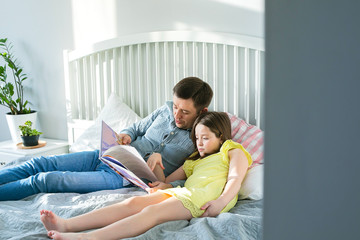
[116,133,131,145]
[147,181,172,193]
[147,153,165,171]
[200,198,226,218]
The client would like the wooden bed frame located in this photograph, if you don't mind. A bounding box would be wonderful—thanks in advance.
[63,31,265,144]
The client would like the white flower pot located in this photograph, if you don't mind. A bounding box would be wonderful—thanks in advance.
[5,111,38,145]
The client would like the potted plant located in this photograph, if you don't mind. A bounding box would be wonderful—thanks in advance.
[19,120,42,146]
[0,38,37,144]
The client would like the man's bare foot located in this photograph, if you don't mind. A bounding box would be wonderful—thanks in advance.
[48,231,91,240]
[40,210,67,232]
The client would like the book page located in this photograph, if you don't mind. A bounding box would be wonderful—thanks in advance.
[103,145,158,182]
[100,156,149,190]
[100,121,120,157]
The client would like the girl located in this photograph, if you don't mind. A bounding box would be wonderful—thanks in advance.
[40,112,252,240]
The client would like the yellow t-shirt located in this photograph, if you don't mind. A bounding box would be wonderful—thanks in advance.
[160,140,252,217]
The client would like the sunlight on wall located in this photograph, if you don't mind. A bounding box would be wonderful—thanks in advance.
[173,22,206,31]
[69,0,264,48]
[209,0,264,12]
[71,0,118,48]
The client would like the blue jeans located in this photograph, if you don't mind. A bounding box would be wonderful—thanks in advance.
[0,150,124,201]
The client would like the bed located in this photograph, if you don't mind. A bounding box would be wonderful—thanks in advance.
[0,31,265,240]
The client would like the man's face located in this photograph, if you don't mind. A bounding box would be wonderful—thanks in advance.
[172,95,199,129]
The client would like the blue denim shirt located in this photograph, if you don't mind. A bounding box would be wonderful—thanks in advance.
[120,101,195,177]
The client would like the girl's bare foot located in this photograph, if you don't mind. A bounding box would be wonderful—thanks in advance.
[40,210,67,232]
[48,231,91,240]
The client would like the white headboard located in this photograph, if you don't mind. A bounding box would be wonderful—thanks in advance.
[63,31,265,143]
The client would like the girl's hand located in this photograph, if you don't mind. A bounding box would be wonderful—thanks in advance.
[200,199,226,217]
[147,153,165,171]
[148,181,172,193]
[116,133,131,145]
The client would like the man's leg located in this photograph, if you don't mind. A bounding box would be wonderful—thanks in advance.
[0,166,124,201]
[0,150,99,185]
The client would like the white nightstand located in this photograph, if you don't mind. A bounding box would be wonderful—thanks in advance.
[0,138,69,169]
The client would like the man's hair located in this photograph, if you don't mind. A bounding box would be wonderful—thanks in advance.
[188,111,232,160]
[173,77,213,112]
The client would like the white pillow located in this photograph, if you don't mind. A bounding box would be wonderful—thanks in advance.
[238,164,264,200]
[70,93,142,152]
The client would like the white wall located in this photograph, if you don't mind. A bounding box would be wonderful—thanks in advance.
[0,0,263,142]
[71,0,264,48]
[264,1,360,239]
[0,0,73,141]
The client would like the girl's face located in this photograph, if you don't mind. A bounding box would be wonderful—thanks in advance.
[195,123,222,157]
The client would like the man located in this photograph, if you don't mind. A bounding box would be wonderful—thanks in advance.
[0,77,213,201]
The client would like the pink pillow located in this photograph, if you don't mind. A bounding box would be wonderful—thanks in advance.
[228,113,264,168]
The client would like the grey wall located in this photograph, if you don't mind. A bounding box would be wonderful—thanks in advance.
[264,1,360,239]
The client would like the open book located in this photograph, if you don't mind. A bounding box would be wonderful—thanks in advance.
[99,121,158,190]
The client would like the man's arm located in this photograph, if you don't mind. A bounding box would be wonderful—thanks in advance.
[120,105,165,141]
[116,133,132,145]
[152,164,166,182]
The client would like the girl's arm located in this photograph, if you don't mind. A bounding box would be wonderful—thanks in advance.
[148,165,187,192]
[200,148,249,217]
[165,165,186,183]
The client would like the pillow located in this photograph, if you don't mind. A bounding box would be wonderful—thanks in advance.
[70,93,142,152]
[227,113,264,200]
[228,113,264,167]
[238,164,264,200]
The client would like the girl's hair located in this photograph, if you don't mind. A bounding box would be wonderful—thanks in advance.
[188,111,232,160]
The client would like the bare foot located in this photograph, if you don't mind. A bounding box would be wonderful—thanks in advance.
[40,210,67,232]
[48,231,91,240]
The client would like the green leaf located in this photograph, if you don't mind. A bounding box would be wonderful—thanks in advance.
[18,120,42,136]
[0,93,7,101]
[0,38,32,115]
[7,61,15,69]
[23,107,31,114]
[0,66,6,81]
[5,82,14,95]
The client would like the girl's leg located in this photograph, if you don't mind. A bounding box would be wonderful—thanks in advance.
[0,150,99,185]
[41,192,171,233]
[49,196,192,240]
